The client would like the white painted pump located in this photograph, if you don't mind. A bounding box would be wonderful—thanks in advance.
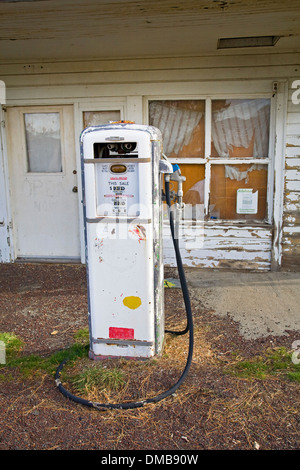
[55,122,193,410]
[80,123,173,360]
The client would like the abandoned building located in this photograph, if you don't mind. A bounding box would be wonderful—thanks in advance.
[0,0,299,271]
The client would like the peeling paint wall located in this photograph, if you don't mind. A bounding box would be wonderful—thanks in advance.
[282,81,300,271]
[163,223,272,271]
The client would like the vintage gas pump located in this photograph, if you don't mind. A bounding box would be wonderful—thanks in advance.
[55,122,193,410]
[80,122,172,360]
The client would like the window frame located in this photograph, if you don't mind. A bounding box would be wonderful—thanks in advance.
[147,95,276,225]
[77,101,125,131]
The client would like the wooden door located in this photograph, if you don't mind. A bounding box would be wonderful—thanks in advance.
[7,105,80,260]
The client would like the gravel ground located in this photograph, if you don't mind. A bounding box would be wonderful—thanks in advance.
[0,263,299,451]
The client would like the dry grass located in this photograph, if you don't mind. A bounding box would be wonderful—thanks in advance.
[1,265,299,449]
[58,310,214,408]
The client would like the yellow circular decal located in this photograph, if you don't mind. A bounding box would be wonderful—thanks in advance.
[123,296,142,310]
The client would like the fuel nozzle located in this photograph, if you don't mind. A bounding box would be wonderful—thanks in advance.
[170,164,186,208]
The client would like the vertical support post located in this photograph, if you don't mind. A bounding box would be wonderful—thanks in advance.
[271,80,288,271]
[204,98,212,218]
[0,80,13,263]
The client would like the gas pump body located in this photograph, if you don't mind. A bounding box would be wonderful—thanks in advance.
[80,123,169,360]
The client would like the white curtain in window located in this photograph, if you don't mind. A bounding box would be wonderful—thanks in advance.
[211,99,270,158]
[149,102,203,155]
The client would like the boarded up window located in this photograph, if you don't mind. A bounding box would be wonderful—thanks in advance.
[181,164,205,204]
[24,113,62,173]
[210,164,268,220]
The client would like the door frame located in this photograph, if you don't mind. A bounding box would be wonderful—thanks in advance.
[2,97,131,263]
[6,104,81,261]
[0,81,14,262]
[74,100,127,262]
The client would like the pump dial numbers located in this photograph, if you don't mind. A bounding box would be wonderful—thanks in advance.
[112,197,127,215]
[110,186,125,192]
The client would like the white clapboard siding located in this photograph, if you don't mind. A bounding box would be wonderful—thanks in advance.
[1,52,299,103]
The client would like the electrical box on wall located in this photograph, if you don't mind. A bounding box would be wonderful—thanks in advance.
[80,123,170,360]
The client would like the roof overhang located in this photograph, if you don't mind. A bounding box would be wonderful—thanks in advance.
[0,0,299,61]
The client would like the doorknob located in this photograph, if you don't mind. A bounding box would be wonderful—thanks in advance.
[72,186,78,193]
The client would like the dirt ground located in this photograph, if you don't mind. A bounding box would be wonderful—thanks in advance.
[0,263,299,451]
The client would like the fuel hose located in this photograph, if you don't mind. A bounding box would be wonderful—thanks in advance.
[55,175,194,410]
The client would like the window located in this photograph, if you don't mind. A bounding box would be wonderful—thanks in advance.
[83,110,121,128]
[24,113,62,173]
[149,100,206,215]
[211,99,270,159]
[149,100,205,158]
[210,164,268,220]
[149,98,272,222]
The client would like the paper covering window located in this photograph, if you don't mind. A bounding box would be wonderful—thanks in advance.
[210,164,267,220]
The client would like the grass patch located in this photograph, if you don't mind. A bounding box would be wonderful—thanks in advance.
[286,371,300,382]
[71,366,125,396]
[7,343,89,378]
[230,361,268,380]
[0,328,161,404]
[227,347,300,382]
[0,332,24,359]
[74,328,89,345]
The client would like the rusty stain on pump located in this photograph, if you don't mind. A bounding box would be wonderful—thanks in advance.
[123,296,142,310]
[129,225,146,243]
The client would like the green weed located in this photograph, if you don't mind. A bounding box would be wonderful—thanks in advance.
[71,366,125,396]
[227,347,300,381]
[286,371,300,382]
[0,332,24,359]
[230,360,268,379]
[74,328,89,344]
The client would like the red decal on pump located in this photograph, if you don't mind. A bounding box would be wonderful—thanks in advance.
[109,327,134,340]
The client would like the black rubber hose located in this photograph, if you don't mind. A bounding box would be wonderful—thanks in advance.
[164,178,191,336]
[55,175,194,410]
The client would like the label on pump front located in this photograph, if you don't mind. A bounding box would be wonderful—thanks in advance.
[96,162,139,217]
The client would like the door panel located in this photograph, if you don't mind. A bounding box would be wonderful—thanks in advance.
[7,105,80,259]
